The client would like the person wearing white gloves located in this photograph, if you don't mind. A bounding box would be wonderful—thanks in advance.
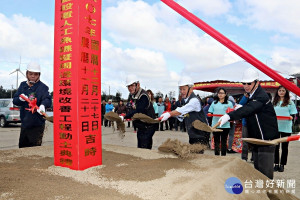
[218,67,278,179]
[13,62,52,148]
[160,76,210,146]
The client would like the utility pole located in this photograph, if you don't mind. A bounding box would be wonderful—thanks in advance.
[109,85,110,99]
[17,56,21,89]
[11,85,13,99]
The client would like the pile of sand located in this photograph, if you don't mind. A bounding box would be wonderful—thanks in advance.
[158,138,206,158]
[0,145,299,200]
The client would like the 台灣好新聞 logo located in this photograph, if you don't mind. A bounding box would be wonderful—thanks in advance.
[224,177,243,194]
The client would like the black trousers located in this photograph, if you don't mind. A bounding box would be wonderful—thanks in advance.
[274,132,291,165]
[104,119,111,127]
[19,124,45,148]
[189,132,210,147]
[213,128,230,156]
[242,126,249,160]
[101,114,105,126]
[159,121,164,131]
[252,145,276,179]
[168,117,174,130]
[137,126,156,149]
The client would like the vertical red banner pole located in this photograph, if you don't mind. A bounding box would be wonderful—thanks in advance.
[53,0,102,170]
[161,0,300,96]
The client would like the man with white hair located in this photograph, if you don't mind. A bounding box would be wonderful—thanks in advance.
[218,67,279,179]
[13,62,52,148]
[124,77,156,149]
[160,76,210,146]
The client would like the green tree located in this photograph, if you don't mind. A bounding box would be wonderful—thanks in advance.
[155,91,163,99]
[115,91,122,102]
[101,91,107,101]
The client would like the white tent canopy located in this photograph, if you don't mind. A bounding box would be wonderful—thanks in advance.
[195,61,291,82]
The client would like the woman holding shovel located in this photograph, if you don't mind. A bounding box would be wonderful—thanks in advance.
[273,86,298,172]
[208,87,233,156]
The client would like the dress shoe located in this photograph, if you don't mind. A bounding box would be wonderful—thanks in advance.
[227,149,237,153]
[274,164,279,171]
[278,165,284,172]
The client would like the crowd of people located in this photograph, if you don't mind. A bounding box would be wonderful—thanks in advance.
[100,68,299,180]
[101,93,189,132]
[14,61,299,180]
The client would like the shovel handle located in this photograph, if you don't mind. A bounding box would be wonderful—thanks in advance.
[19,94,31,103]
[287,135,300,142]
[212,121,221,129]
[40,111,48,118]
[273,135,300,144]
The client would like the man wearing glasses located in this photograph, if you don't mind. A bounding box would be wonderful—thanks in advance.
[218,67,279,179]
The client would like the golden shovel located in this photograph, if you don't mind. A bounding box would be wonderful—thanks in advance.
[242,134,300,145]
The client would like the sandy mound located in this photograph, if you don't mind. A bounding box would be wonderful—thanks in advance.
[0,145,299,200]
[158,138,206,158]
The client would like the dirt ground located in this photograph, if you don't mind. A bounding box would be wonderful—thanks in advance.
[0,122,300,200]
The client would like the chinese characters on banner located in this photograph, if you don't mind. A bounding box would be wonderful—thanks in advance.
[53,0,102,170]
[244,179,296,195]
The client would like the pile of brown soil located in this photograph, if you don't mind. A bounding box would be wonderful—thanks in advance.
[158,138,206,159]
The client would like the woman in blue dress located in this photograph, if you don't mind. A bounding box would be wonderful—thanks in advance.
[273,86,297,172]
[208,88,233,156]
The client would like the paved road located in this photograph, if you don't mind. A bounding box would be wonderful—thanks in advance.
[0,122,54,150]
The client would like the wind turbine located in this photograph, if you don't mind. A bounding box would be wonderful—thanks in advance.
[9,57,26,89]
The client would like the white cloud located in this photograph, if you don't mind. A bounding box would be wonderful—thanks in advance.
[0,13,54,90]
[177,0,232,17]
[103,0,240,72]
[0,13,54,59]
[102,40,180,98]
[270,47,300,75]
[240,0,300,37]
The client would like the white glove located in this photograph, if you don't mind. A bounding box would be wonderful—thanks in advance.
[37,105,45,115]
[218,114,230,127]
[19,94,28,101]
[234,104,243,110]
[119,115,124,121]
[160,112,171,122]
[177,115,184,122]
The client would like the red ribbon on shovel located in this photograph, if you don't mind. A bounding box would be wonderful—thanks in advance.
[19,94,39,114]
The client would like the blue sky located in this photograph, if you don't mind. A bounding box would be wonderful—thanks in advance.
[0,0,300,98]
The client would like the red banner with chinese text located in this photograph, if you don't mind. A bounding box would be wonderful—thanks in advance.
[53,0,102,170]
